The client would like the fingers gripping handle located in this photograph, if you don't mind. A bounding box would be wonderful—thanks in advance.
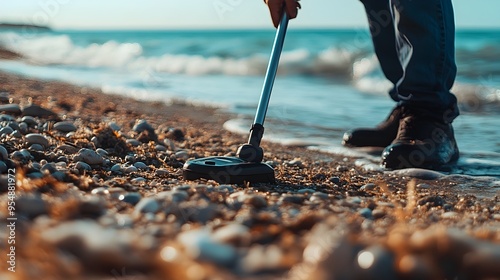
[253,13,289,126]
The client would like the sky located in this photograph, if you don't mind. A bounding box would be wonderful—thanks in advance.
[1,0,500,30]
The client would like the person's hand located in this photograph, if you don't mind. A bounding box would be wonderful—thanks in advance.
[264,0,301,28]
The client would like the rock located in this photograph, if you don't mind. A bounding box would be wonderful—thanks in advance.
[372,209,386,219]
[0,126,14,135]
[360,183,377,191]
[91,187,109,195]
[329,176,341,184]
[16,195,48,219]
[387,168,444,180]
[133,119,154,133]
[126,139,141,147]
[310,192,329,202]
[174,151,189,160]
[75,161,92,172]
[417,195,445,207]
[53,121,77,132]
[244,194,268,208]
[95,148,108,157]
[133,162,148,170]
[279,194,304,204]
[359,208,373,219]
[178,228,237,266]
[336,165,349,172]
[216,185,234,193]
[0,161,7,173]
[134,197,160,214]
[286,158,303,167]
[131,177,147,184]
[41,162,57,173]
[155,168,169,176]
[75,148,103,165]
[157,190,189,203]
[124,165,138,173]
[155,144,167,151]
[119,192,142,205]
[28,143,44,151]
[21,116,38,126]
[18,122,28,134]
[441,212,459,219]
[108,122,120,131]
[0,104,21,114]
[110,164,122,173]
[10,130,22,138]
[297,188,316,195]
[55,144,79,154]
[212,224,250,245]
[0,145,8,161]
[21,104,57,118]
[25,133,49,148]
[0,92,9,103]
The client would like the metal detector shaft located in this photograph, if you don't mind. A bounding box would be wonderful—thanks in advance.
[254,13,289,125]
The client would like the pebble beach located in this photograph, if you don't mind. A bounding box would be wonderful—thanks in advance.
[1,53,500,279]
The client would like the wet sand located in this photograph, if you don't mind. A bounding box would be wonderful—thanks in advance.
[0,64,499,279]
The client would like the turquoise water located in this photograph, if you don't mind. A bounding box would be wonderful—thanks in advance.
[0,28,499,177]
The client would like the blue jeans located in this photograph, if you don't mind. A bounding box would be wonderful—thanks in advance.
[361,0,459,123]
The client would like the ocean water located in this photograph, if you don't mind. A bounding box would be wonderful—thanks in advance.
[0,27,499,178]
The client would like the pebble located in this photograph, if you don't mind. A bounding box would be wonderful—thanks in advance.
[21,116,38,126]
[11,150,31,161]
[212,223,250,245]
[163,139,175,151]
[0,104,21,114]
[310,192,329,202]
[55,144,79,154]
[0,126,14,135]
[22,104,57,118]
[108,122,120,131]
[0,161,6,173]
[0,114,14,121]
[124,165,138,173]
[133,162,148,170]
[126,139,141,147]
[336,165,349,172]
[41,162,57,173]
[131,177,147,184]
[155,169,169,176]
[387,168,444,180]
[286,158,303,167]
[216,185,234,193]
[134,197,160,214]
[108,187,126,199]
[178,228,237,266]
[0,92,9,103]
[52,171,66,181]
[157,190,189,203]
[25,133,50,148]
[53,121,77,132]
[370,208,384,217]
[359,208,373,219]
[360,183,377,191]
[110,164,122,172]
[155,144,167,151]
[279,194,304,204]
[75,148,104,165]
[91,187,109,195]
[95,148,108,157]
[329,176,341,184]
[18,122,28,134]
[10,130,22,138]
[29,144,44,151]
[75,161,92,172]
[119,192,142,205]
[133,119,154,133]
[174,151,189,160]
[0,145,8,160]
[297,188,316,195]
[244,194,268,208]
[16,195,48,219]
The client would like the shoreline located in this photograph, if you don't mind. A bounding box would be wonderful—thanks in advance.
[0,67,499,279]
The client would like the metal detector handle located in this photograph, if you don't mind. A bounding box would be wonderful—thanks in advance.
[254,13,289,125]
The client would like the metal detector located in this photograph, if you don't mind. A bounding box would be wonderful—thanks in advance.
[183,13,290,184]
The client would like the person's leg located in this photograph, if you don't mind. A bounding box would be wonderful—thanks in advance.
[344,0,459,169]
